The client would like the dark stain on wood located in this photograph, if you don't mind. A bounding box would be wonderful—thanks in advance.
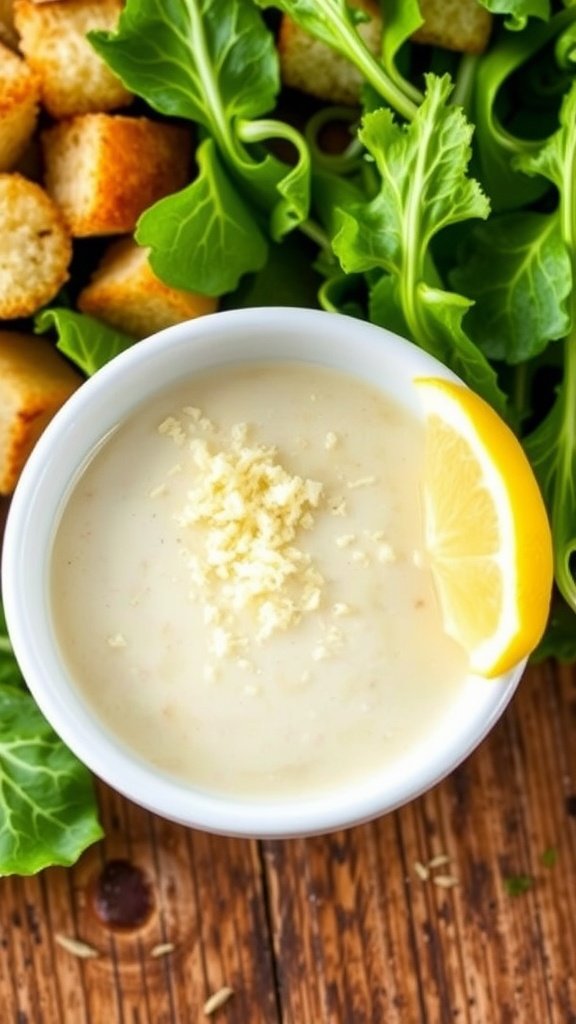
[565,794,576,817]
[92,860,153,930]
[24,905,41,945]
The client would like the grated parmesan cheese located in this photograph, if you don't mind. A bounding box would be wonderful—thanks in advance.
[158,417,187,446]
[378,543,397,564]
[164,419,325,651]
[312,624,343,662]
[332,602,351,617]
[183,406,202,421]
[149,483,167,499]
[336,533,356,548]
[347,475,377,489]
[107,632,127,648]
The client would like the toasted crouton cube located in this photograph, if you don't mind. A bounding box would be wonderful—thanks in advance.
[42,114,191,237]
[14,0,132,118]
[413,0,492,54]
[278,1,382,106]
[0,0,17,49]
[0,173,71,317]
[0,42,39,171]
[78,238,217,339]
[0,332,82,494]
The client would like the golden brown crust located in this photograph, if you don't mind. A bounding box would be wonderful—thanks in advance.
[14,0,132,118]
[78,237,217,338]
[0,43,40,116]
[0,172,72,317]
[42,114,192,237]
[0,43,40,169]
[0,332,82,494]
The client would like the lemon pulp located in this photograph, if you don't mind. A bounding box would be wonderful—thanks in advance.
[415,378,553,677]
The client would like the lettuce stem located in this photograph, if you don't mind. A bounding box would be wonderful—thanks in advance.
[335,19,418,120]
[307,0,418,119]
[451,54,478,116]
[186,1,244,165]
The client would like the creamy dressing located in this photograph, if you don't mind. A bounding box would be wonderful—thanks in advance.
[50,361,468,799]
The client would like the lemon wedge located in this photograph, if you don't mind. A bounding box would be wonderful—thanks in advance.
[415,377,553,678]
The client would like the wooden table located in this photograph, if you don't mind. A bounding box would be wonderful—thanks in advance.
[1,656,575,1023]
[1,493,575,1023]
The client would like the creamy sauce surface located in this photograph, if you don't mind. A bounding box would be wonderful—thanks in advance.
[51,361,468,798]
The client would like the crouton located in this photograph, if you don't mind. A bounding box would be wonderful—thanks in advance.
[413,0,492,54]
[0,173,71,318]
[14,0,132,118]
[0,42,39,172]
[279,0,492,104]
[78,238,217,339]
[0,331,82,494]
[42,114,191,237]
[278,1,382,106]
[0,0,17,49]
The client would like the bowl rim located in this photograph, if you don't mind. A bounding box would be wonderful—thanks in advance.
[1,307,525,837]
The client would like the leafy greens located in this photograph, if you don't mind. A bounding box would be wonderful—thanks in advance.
[35,308,134,376]
[90,0,311,295]
[331,74,506,413]
[254,0,419,118]
[0,610,102,875]
[516,82,576,614]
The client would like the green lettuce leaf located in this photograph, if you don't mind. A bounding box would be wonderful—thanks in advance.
[333,74,506,412]
[379,0,423,105]
[90,0,278,131]
[452,213,571,363]
[35,309,134,376]
[311,168,367,239]
[531,601,576,663]
[336,84,489,271]
[516,79,576,189]
[0,684,103,876]
[319,271,368,319]
[138,139,268,296]
[234,118,311,241]
[555,19,576,70]
[477,0,550,31]
[472,17,560,210]
[0,609,102,875]
[369,275,507,411]
[525,385,576,612]
[253,0,418,119]
[91,0,310,295]
[518,82,576,613]
[223,232,322,309]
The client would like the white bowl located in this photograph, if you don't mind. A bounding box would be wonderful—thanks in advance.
[1,308,524,837]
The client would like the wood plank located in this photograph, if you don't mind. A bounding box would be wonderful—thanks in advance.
[264,661,576,1024]
[2,467,576,1024]
[0,666,575,1022]
[0,784,280,1024]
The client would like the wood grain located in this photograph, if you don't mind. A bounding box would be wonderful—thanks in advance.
[1,660,575,1023]
[1,796,279,1024]
[1,485,574,1022]
[264,661,576,1024]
